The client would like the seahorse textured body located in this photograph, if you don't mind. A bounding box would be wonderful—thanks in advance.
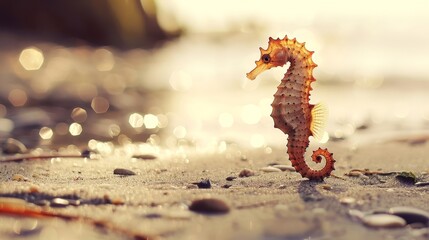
[246,36,335,181]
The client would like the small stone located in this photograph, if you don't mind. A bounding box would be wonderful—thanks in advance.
[389,206,429,226]
[68,199,81,206]
[239,168,255,178]
[12,174,29,182]
[320,184,332,190]
[50,198,69,208]
[348,209,365,221]
[132,154,157,160]
[222,184,232,189]
[113,168,136,176]
[340,197,356,205]
[226,176,236,181]
[415,181,429,187]
[272,165,296,171]
[260,166,282,173]
[2,138,27,154]
[189,198,230,214]
[362,214,406,228]
[193,179,211,189]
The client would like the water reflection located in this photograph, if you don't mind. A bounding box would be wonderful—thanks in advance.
[1,1,429,153]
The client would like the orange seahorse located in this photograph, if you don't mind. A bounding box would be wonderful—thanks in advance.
[246,36,335,181]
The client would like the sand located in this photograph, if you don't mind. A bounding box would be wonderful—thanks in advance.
[0,137,428,240]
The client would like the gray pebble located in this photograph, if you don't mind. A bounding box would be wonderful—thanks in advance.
[189,198,230,214]
[260,166,282,173]
[113,168,136,176]
[272,164,296,171]
[389,206,429,226]
[362,214,406,228]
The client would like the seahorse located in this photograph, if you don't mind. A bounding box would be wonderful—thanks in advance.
[246,36,335,181]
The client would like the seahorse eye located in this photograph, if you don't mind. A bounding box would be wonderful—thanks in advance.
[261,54,271,63]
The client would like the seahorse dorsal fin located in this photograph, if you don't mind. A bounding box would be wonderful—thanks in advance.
[310,103,329,142]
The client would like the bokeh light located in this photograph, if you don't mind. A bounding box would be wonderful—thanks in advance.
[250,134,265,148]
[143,114,159,129]
[93,48,115,71]
[8,89,28,107]
[39,127,54,140]
[129,113,144,128]
[69,123,83,136]
[19,47,44,70]
[173,126,187,138]
[91,97,110,113]
[71,107,88,123]
[55,123,69,136]
[108,124,121,137]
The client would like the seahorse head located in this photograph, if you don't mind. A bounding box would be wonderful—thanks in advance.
[246,37,288,80]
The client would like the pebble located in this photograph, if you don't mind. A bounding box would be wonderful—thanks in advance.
[193,179,211,189]
[2,138,27,154]
[68,199,81,206]
[272,165,296,171]
[239,168,255,178]
[348,209,365,221]
[362,214,406,228]
[226,176,237,181]
[12,174,29,182]
[415,181,429,187]
[320,184,332,190]
[132,154,157,160]
[189,198,230,214]
[222,184,232,189]
[113,168,136,176]
[340,197,356,205]
[50,198,70,208]
[260,166,282,173]
[389,206,429,226]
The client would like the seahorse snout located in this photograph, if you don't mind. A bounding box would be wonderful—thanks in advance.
[246,64,268,80]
